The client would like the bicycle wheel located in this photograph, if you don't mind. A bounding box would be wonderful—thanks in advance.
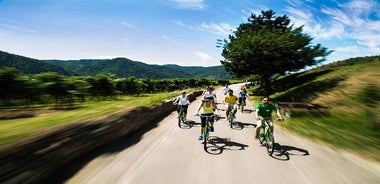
[266,130,275,155]
[178,111,183,128]
[229,113,233,128]
[258,128,265,145]
[240,102,244,113]
[203,124,209,149]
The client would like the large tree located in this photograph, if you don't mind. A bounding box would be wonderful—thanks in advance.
[220,10,332,95]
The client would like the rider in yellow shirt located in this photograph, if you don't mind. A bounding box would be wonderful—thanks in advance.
[195,99,218,140]
[224,89,239,119]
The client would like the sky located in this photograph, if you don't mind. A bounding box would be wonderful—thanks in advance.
[0,0,379,67]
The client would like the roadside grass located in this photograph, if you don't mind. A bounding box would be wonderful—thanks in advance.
[250,57,380,162]
[0,91,181,146]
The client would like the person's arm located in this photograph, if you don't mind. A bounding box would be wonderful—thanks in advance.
[255,106,259,121]
[173,96,179,104]
[213,102,218,111]
[195,103,202,115]
[186,96,190,105]
[276,107,284,121]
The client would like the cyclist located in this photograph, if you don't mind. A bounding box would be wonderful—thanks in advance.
[255,96,284,139]
[202,85,217,103]
[222,84,231,95]
[238,87,249,109]
[173,90,191,121]
[224,89,239,119]
[195,99,217,140]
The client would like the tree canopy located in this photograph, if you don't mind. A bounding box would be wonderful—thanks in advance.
[219,10,332,95]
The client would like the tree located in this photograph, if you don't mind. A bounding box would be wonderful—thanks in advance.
[219,10,332,95]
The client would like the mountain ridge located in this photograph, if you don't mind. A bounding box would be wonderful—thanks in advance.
[0,50,231,79]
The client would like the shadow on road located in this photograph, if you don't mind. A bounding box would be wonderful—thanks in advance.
[179,120,199,129]
[270,143,310,161]
[240,108,255,114]
[43,118,164,183]
[204,136,249,155]
[229,121,256,130]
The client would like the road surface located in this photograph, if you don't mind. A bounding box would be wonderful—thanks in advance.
[50,83,380,184]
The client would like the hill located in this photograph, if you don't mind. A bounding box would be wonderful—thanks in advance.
[44,58,231,79]
[0,50,231,79]
[0,51,72,75]
[268,55,380,162]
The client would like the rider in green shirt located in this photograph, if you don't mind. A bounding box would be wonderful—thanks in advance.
[255,96,284,139]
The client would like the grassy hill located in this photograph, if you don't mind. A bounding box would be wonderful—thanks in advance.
[0,50,231,79]
[265,55,380,163]
[0,51,72,75]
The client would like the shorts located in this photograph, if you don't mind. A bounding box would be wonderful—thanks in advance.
[177,105,188,113]
[238,97,246,104]
[256,117,273,128]
[200,113,214,127]
[225,103,237,109]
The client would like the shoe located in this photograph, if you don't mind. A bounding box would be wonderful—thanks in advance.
[198,135,203,140]
[210,126,214,132]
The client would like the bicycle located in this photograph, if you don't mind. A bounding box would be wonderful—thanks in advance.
[174,104,187,128]
[239,98,246,113]
[258,118,279,155]
[196,114,214,150]
[227,105,234,128]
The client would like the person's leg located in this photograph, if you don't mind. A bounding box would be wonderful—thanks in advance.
[184,105,188,121]
[210,118,215,132]
[255,119,262,138]
[225,104,229,117]
[199,116,206,139]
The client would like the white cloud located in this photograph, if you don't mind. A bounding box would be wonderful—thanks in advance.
[170,0,205,9]
[0,22,35,33]
[172,20,194,29]
[199,22,234,36]
[162,35,176,42]
[122,22,137,29]
[286,0,380,51]
[193,51,212,62]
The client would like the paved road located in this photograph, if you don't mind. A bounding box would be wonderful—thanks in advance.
[53,83,380,184]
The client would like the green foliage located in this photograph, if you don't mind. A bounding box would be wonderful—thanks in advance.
[355,84,380,105]
[220,10,331,95]
[0,67,226,106]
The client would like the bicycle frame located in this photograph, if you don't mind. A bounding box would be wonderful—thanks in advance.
[258,119,275,155]
[200,114,214,149]
[177,106,185,128]
[240,99,245,112]
[227,105,234,128]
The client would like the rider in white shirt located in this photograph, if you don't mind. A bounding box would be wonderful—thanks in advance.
[173,90,191,121]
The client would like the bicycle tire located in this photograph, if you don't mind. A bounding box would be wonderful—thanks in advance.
[178,110,184,128]
[228,108,234,128]
[203,122,209,149]
[266,130,275,155]
[258,128,265,145]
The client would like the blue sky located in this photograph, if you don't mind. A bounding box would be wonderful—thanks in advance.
[0,0,379,66]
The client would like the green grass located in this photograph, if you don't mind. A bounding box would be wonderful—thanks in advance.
[0,92,180,146]
[250,56,380,163]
